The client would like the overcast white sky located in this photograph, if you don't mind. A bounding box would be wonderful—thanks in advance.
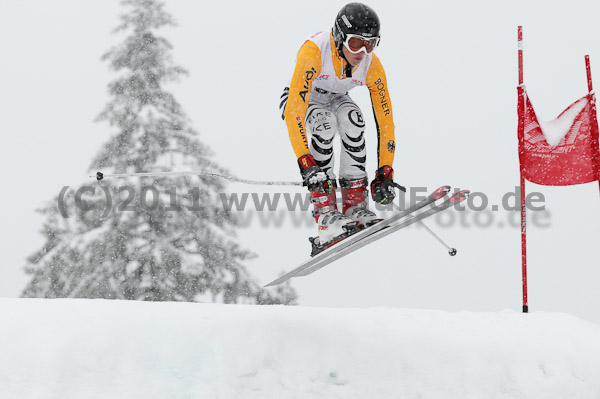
[1,0,599,323]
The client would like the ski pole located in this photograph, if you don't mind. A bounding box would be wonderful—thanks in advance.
[95,172,458,255]
[93,171,304,187]
[392,202,458,256]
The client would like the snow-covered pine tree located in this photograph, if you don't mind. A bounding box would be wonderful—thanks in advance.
[22,0,296,305]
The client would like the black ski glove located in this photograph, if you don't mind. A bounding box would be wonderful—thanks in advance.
[298,154,335,194]
[370,165,405,205]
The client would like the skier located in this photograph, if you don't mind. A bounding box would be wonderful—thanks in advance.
[280,3,399,250]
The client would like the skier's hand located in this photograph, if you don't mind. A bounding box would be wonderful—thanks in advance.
[371,165,403,205]
[298,154,335,194]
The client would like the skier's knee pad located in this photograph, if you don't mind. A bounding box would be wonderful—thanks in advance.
[338,107,367,177]
[306,109,337,141]
[337,106,366,140]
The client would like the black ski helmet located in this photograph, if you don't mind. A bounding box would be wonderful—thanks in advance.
[332,3,381,55]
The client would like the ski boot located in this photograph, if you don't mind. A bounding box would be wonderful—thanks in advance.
[340,176,383,227]
[309,185,361,256]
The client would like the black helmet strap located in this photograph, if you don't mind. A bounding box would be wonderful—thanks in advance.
[337,38,353,78]
[344,62,353,78]
[333,24,353,78]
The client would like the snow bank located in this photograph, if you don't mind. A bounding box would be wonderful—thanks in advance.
[1,299,599,399]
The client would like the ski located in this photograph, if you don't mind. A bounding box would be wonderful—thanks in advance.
[309,185,450,257]
[264,185,452,287]
[296,190,470,278]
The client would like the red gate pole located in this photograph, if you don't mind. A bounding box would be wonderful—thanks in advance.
[585,55,600,195]
[518,27,524,86]
[517,26,528,313]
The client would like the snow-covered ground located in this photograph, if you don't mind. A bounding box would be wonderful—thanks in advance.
[1,298,599,399]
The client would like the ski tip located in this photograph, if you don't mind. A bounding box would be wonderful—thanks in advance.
[449,190,470,203]
[431,185,452,199]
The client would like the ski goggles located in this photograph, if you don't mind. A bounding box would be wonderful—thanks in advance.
[343,34,380,54]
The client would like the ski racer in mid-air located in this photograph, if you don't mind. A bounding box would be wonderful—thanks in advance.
[280,2,400,252]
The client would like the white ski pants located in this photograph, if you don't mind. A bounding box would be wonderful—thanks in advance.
[281,87,369,181]
[304,90,368,181]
